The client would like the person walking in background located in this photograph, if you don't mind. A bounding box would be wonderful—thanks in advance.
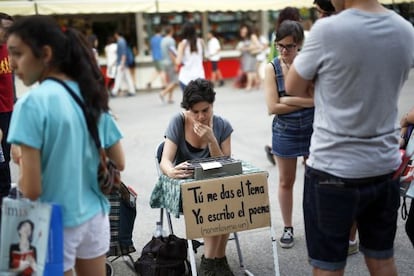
[87,33,99,65]
[175,22,205,92]
[146,26,166,90]
[264,21,313,249]
[7,15,125,276]
[253,26,269,89]
[111,30,135,97]
[159,26,178,104]
[0,13,14,211]
[104,35,117,93]
[160,79,234,276]
[207,31,224,87]
[236,23,261,91]
[286,0,414,274]
[126,37,138,91]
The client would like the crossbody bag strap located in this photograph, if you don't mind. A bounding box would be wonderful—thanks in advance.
[270,57,287,97]
[45,77,102,150]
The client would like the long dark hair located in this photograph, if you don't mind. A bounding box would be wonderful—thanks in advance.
[275,20,304,46]
[181,22,198,52]
[275,7,301,32]
[7,15,108,126]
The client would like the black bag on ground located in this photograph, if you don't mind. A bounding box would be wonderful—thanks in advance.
[134,234,190,276]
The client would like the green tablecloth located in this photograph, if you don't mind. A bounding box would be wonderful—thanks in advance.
[150,161,267,217]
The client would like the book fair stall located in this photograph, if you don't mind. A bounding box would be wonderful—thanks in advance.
[1,0,413,89]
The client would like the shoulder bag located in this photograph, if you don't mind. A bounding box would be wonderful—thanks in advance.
[45,77,124,197]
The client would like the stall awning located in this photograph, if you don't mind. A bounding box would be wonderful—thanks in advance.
[155,0,413,12]
[156,0,315,12]
[0,0,412,16]
[0,1,37,16]
[34,0,157,14]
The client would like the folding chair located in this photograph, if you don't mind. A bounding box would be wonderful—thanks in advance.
[155,141,251,276]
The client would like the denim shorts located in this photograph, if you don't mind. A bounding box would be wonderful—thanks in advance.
[303,166,400,271]
[271,108,314,158]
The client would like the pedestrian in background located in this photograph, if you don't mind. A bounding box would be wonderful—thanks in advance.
[7,15,125,276]
[125,36,138,91]
[0,12,14,212]
[104,35,117,93]
[159,25,178,104]
[286,0,414,274]
[207,31,224,87]
[253,26,269,89]
[236,23,261,91]
[146,26,166,90]
[112,30,135,97]
[264,20,313,249]
[175,22,205,92]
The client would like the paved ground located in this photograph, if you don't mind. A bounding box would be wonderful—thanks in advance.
[13,74,414,275]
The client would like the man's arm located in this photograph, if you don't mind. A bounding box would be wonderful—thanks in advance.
[285,64,312,98]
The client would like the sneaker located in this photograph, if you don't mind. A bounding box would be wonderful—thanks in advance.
[199,255,216,276]
[348,240,359,255]
[218,80,225,87]
[279,227,294,248]
[159,93,165,103]
[215,256,234,276]
[265,145,276,165]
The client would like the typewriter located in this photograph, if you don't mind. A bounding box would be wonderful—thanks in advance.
[187,156,243,180]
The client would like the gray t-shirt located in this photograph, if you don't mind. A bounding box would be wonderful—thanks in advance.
[165,112,233,164]
[294,8,414,178]
[161,36,176,67]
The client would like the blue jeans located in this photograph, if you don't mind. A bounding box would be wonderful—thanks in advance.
[303,166,400,271]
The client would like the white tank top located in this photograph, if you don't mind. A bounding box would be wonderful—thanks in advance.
[178,38,205,85]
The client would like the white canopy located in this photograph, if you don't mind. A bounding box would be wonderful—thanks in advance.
[156,0,315,12]
[0,1,37,16]
[0,0,411,16]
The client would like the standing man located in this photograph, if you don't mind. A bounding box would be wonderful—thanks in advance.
[146,26,166,90]
[111,30,135,97]
[0,13,14,207]
[286,0,414,275]
[207,31,224,87]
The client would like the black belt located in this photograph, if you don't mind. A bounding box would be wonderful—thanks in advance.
[307,166,394,187]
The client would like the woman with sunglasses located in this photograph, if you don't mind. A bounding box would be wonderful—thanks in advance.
[264,20,314,249]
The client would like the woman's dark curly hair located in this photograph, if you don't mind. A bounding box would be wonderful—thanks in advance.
[181,78,216,110]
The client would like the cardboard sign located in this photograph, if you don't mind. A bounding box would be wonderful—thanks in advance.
[181,172,270,239]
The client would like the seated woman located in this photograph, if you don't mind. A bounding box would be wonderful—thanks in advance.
[160,78,234,276]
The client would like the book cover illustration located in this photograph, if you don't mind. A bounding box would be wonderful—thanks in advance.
[0,198,52,276]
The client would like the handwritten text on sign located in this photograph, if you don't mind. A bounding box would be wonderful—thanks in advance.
[181,172,270,239]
